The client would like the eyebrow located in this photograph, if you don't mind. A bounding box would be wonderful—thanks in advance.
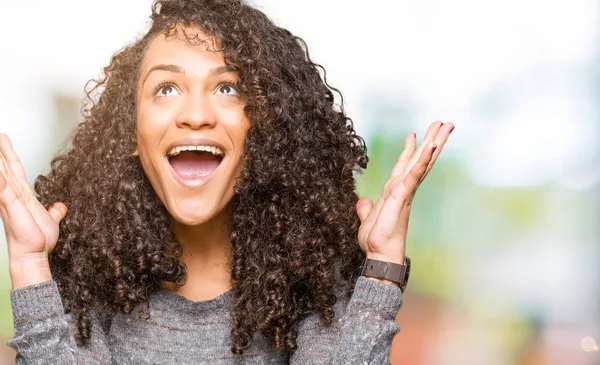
[209,64,239,77]
[141,64,239,86]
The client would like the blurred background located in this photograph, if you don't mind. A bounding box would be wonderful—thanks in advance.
[0,0,598,364]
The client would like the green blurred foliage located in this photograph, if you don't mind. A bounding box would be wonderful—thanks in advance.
[0,272,13,338]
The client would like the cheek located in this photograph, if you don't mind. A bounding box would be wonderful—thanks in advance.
[136,105,171,152]
[221,111,250,143]
[135,107,169,189]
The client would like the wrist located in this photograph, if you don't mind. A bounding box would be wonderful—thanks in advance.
[365,252,405,265]
[361,255,411,292]
[9,255,53,290]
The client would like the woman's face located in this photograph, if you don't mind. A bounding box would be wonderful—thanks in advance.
[135,29,250,226]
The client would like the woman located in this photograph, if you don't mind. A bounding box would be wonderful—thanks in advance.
[1,0,454,363]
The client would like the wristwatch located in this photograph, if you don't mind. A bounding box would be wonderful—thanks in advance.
[360,256,411,292]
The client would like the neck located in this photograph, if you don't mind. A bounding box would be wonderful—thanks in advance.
[161,207,234,301]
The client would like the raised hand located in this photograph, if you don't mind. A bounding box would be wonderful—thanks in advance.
[356,121,454,281]
[0,133,68,289]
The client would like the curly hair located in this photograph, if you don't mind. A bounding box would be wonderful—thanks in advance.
[34,0,369,355]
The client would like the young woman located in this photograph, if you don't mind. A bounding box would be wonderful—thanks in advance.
[1,0,454,363]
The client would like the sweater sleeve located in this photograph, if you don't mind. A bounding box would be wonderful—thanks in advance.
[7,280,112,365]
[291,276,403,365]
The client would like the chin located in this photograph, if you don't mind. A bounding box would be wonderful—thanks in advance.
[169,208,214,226]
[167,197,230,227]
[171,214,207,227]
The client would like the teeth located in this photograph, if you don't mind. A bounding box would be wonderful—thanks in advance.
[167,145,224,157]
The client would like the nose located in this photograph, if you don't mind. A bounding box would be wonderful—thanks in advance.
[175,92,217,130]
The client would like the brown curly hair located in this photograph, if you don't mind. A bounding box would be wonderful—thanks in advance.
[34,0,369,355]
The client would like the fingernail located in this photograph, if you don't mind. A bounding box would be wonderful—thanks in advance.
[432,144,437,152]
[450,125,455,133]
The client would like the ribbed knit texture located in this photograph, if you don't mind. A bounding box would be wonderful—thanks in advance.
[8,276,402,364]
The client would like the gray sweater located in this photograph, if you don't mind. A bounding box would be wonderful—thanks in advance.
[7,276,402,364]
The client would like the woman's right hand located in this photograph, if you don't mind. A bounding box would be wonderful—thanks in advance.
[0,133,68,289]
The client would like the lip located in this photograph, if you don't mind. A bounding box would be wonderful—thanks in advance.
[164,137,227,188]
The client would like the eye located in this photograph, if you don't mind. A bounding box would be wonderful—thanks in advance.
[155,82,180,97]
[216,84,238,96]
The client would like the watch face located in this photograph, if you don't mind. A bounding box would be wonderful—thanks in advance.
[401,256,411,292]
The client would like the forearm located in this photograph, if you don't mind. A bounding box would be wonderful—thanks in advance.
[291,276,403,364]
[8,280,111,364]
[9,280,78,364]
[331,276,402,364]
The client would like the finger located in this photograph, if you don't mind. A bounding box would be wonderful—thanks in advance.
[356,197,373,223]
[418,121,444,153]
[0,170,6,219]
[402,121,444,179]
[368,123,443,233]
[422,123,455,180]
[363,126,432,232]
[48,202,68,225]
[0,134,26,179]
[0,142,9,178]
[0,168,5,193]
[0,169,15,215]
[0,169,26,219]
[0,170,43,244]
[359,192,386,234]
[431,122,454,156]
[402,142,437,194]
[390,132,416,177]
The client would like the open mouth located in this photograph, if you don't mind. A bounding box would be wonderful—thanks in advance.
[167,150,224,181]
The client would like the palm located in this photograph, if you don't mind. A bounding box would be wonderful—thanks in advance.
[356,121,454,264]
[0,134,65,260]
[16,177,60,252]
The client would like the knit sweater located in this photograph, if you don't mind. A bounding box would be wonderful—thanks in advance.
[7,276,402,364]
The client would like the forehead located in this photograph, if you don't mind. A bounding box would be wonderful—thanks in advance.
[140,27,226,74]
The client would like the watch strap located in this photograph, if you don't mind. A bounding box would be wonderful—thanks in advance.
[361,256,411,292]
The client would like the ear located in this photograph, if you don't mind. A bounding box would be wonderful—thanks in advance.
[131,137,139,156]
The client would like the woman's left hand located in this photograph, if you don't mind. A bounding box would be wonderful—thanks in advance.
[356,121,455,273]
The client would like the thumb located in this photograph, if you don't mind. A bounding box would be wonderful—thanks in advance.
[48,202,68,225]
[356,197,373,224]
